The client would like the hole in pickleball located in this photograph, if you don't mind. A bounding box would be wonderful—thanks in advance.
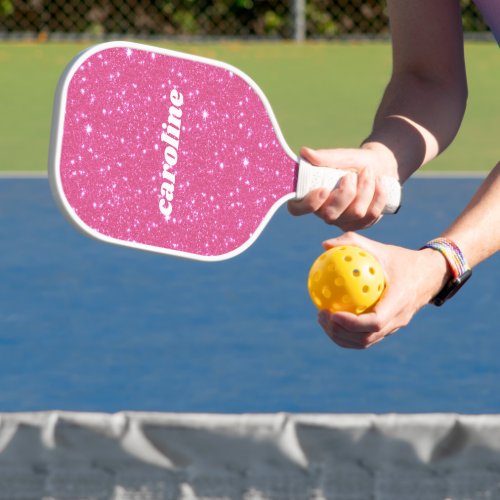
[344,256,352,262]
[359,251,367,257]
[313,271,321,282]
[313,294,322,308]
[352,269,360,277]
[362,285,369,293]
[322,286,332,298]
[369,267,375,275]
[334,277,344,287]
[342,295,351,304]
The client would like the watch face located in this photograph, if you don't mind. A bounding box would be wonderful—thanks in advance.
[432,269,472,306]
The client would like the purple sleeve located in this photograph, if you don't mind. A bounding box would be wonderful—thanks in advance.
[473,0,500,44]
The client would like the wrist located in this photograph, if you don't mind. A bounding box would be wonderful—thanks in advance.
[418,248,452,303]
[360,141,399,179]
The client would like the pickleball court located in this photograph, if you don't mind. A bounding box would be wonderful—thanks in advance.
[0,39,498,499]
[0,173,498,414]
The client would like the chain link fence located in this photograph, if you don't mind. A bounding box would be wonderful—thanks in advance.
[0,0,491,40]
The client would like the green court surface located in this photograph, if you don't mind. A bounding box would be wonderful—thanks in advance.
[0,41,497,173]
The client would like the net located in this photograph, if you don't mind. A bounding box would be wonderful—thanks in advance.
[1,412,500,499]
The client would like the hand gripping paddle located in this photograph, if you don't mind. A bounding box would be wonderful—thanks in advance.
[49,41,401,262]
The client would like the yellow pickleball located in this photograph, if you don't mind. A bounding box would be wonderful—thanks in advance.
[308,245,385,314]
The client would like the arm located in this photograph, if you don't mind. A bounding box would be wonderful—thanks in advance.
[364,0,468,181]
[441,163,500,267]
[318,163,500,349]
[288,0,468,229]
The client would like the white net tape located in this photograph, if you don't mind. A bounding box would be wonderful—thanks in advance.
[0,412,500,499]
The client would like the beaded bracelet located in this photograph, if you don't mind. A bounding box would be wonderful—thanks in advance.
[421,238,470,278]
[421,237,472,306]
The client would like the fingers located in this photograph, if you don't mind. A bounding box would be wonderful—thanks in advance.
[322,230,377,252]
[314,234,428,349]
[350,166,376,218]
[333,168,387,230]
[316,172,358,223]
[367,176,388,221]
[318,309,398,349]
[289,147,360,219]
[288,147,388,230]
[317,280,413,350]
[288,169,386,229]
[320,167,380,227]
[287,187,330,216]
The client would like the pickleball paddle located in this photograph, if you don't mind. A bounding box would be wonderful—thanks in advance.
[49,41,401,261]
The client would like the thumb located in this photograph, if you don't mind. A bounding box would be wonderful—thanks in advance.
[322,231,371,250]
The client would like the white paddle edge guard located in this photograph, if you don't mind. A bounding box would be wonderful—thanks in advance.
[296,158,402,214]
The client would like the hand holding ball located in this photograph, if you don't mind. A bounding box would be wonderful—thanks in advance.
[308,245,385,314]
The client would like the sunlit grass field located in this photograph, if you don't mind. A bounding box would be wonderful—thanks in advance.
[0,40,497,172]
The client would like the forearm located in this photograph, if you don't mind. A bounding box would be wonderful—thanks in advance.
[441,162,500,267]
[361,0,467,183]
[363,73,467,182]
[412,163,500,307]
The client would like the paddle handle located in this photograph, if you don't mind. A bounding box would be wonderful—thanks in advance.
[295,158,401,214]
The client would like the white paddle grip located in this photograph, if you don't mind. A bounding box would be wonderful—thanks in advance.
[295,159,401,214]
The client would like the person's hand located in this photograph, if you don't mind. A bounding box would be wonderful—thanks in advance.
[288,145,398,231]
[316,232,451,349]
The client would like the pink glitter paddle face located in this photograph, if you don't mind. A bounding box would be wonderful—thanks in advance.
[50,42,298,261]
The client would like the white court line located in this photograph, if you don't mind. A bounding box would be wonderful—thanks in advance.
[0,171,48,178]
[414,170,487,178]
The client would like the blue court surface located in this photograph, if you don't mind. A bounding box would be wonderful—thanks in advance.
[0,176,498,413]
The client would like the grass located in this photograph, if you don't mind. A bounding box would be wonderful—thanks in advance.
[0,40,497,172]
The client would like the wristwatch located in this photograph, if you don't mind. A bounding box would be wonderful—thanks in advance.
[421,238,472,306]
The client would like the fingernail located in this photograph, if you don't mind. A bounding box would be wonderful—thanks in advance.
[322,239,335,249]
